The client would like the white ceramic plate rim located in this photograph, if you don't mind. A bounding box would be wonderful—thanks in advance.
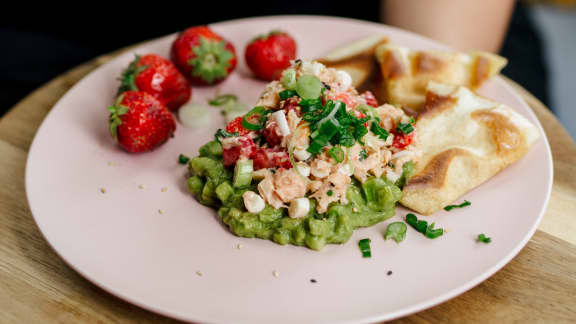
[25,15,553,324]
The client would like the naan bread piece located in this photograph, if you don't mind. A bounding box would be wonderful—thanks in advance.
[317,35,388,91]
[374,44,507,111]
[400,82,540,215]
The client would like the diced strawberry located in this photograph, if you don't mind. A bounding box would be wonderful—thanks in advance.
[251,147,292,170]
[392,131,414,149]
[222,136,256,166]
[281,97,301,116]
[262,121,283,147]
[361,91,378,107]
[225,117,251,136]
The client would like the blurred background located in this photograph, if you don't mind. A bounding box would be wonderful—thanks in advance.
[1,0,574,138]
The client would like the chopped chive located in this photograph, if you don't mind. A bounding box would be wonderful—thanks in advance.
[329,146,345,163]
[405,214,444,239]
[208,94,238,106]
[477,234,492,243]
[370,120,389,140]
[359,149,368,161]
[242,106,269,130]
[279,89,298,100]
[358,238,372,258]
[396,122,414,135]
[327,190,334,196]
[178,154,190,164]
[425,222,444,239]
[444,200,471,211]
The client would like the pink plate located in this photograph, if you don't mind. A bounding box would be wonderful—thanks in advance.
[26,16,552,324]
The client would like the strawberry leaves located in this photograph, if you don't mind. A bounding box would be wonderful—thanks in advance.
[118,54,147,95]
[107,104,129,141]
[189,37,234,84]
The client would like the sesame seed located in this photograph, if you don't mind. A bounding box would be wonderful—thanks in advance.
[196,271,203,277]
[352,207,358,212]
[273,270,279,278]
[158,209,165,214]
[161,187,168,192]
[138,184,146,189]
[100,188,106,194]
[236,243,243,249]
[107,161,114,166]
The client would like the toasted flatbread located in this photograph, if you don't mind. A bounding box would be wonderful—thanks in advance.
[375,45,507,111]
[400,82,540,215]
[317,35,388,92]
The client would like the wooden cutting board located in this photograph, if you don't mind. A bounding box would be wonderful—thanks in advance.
[0,49,575,323]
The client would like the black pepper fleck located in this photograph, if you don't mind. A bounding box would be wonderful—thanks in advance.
[387,270,393,276]
[310,279,317,283]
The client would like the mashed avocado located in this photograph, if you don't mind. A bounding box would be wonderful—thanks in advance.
[187,141,410,251]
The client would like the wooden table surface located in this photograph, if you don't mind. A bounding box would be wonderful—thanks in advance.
[1,50,575,323]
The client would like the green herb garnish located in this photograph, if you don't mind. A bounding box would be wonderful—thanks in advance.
[370,118,389,140]
[279,89,298,100]
[358,238,371,258]
[208,94,238,106]
[242,106,269,131]
[178,154,190,165]
[214,129,238,142]
[359,149,368,161]
[405,213,444,239]
[384,222,407,243]
[327,190,334,196]
[477,234,492,243]
[444,200,471,211]
[396,122,414,135]
[425,223,443,239]
[329,146,345,163]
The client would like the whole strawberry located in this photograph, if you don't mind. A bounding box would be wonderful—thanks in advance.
[118,54,191,111]
[108,91,176,153]
[245,30,297,81]
[171,26,237,85]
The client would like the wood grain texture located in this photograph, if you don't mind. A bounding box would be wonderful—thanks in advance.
[0,53,575,323]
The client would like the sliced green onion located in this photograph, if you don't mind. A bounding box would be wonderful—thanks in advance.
[371,119,389,140]
[444,200,471,211]
[477,234,492,243]
[300,98,323,113]
[406,213,444,239]
[281,69,297,90]
[178,154,190,165]
[233,159,253,188]
[279,89,298,100]
[358,238,371,258]
[209,94,238,106]
[359,149,368,161]
[384,222,407,243]
[396,122,414,135]
[296,75,323,100]
[329,146,345,163]
[242,106,269,130]
[214,129,238,142]
[425,223,443,239]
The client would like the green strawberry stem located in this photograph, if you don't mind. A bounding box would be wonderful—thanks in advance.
[189,37,234,84]
[107,104,129,141]
[118,55,147,95]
